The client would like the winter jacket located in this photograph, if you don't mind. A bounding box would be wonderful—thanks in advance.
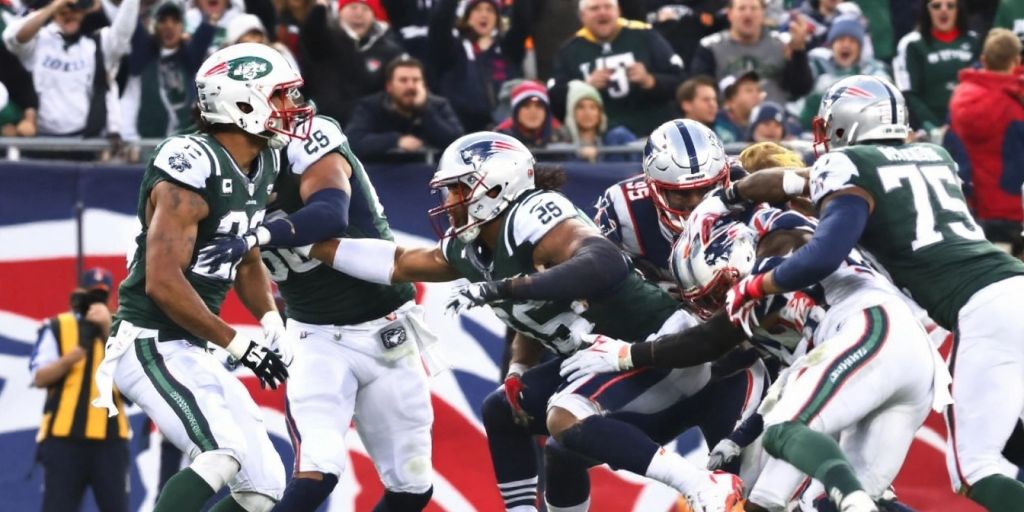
[948,66,1024,223]
[427,0,523,131]
[346,91,465,161]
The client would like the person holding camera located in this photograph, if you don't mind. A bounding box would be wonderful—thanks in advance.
[29,267,130,512]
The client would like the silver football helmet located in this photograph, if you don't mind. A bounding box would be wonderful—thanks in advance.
[670,214,758,319]
[643,119,730,234]
[429,132,536,243]
[813,75,909,156]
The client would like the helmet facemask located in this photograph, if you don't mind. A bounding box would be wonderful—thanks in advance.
[428,171,506,243]
[262,81,313,148]
[646,166,730,234]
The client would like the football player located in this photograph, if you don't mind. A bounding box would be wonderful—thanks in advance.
[91,43,306,512]
[202,112,437,510]
[563,198,952,512]
[302,132,753,511]
[703,74,1024,511]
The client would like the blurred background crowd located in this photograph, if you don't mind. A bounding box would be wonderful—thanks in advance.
[0,0,1022,241]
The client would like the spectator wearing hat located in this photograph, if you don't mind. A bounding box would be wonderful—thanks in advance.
[676,75,719,128]
[550,0,686,136]
[948,28,1024,257]
[428,0,525,131]
[894,0,979,133]
[299,0,403,125]
[690,0,813,104]
[496,80,568,149]
[346,57,464,161]
[563,79,637,162]
[120,2,214,142]
[3,0,139,151]
[746,100,788,142]
[224,12,298,68]
[713,70,762,143]
[30,267,131,512]
[184,0,242,51]
[792,14,891,130]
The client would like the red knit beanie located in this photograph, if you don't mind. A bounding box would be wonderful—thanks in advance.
[338,0,388,21]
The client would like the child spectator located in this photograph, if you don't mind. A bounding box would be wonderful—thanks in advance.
[564,80,637,162]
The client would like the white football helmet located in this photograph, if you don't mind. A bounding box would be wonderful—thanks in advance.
[195,42,312,149]
[813,74,909,156]
[643,119,730,234]
[670,214,757,319]
[429,132,537,243]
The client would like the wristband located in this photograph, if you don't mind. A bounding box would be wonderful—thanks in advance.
[782,171,807,197]
[507,363,528,377]
[225,331,250,359]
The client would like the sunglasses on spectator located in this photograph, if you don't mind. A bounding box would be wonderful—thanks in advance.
[928,2,956,11]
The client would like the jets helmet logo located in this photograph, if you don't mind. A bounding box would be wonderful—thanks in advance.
[167,152,191,173]
[222,56,274,81]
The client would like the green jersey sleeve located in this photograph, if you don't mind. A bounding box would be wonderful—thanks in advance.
[809,150,862,207]
[150,135,215,191]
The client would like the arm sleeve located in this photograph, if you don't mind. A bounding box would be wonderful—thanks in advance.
[29,324,60,375]
[100,0,140,69]
[771,194,869,291]
[500,0,531,66]
[120,76,140,140]
[299,5,332,59]
[629,311,745,369]
[185,21,217,73]
[781,46,813,98]
[426,0,460,72]
[243,0,277,41]
[344,100,401,157]
[893,34,941,129]
[644,29,686,100]
[0,51,38,109]
[417,97,465,150]
[2,16,38,65]
[502,235,631,301]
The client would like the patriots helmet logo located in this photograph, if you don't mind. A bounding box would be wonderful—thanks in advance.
[827,85,873,103]
[167,152,191,173]
[459,139,524,169]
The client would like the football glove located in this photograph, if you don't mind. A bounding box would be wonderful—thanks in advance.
[445,280,505,316]
[707,438,742,471]
[260,312,294,367]
[504,367,531,427]
[725,273,767,336]
[559,334,633,382]
[226,333,289,390]
[198,233,258,269]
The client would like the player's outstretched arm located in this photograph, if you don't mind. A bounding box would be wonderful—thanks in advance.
[306,239,462,284]
[145,181,236,347]
[724,167,810,206]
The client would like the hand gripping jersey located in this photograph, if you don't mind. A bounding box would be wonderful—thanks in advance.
[117,133,280,342]
[443,189,680,354]
[264,115,414,325]
[810,142,1024,329]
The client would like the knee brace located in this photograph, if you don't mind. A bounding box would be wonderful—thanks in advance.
[190,451,240,492]
[371,487,433,512]
[232,491,278,512]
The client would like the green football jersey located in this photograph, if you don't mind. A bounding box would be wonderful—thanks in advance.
[442,189,680,351]
[117,133,280,342]
[264,115,414,325]
[809,142,1024,329]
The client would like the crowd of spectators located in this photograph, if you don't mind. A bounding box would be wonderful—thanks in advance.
[0,0,1021,167]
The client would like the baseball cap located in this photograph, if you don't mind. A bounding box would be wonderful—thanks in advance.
[154,1,183,21]
[81,267,113,291]
[718,70,761,100]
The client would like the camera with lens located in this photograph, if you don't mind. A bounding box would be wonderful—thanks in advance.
[70,288,110,317]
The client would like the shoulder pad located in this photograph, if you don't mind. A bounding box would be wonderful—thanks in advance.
[809,151,859,207]
[286,116,349,176]
[152,135,214,190]
[508,191,578,249]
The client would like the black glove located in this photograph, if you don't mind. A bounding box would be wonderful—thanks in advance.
[237,339,289,389]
